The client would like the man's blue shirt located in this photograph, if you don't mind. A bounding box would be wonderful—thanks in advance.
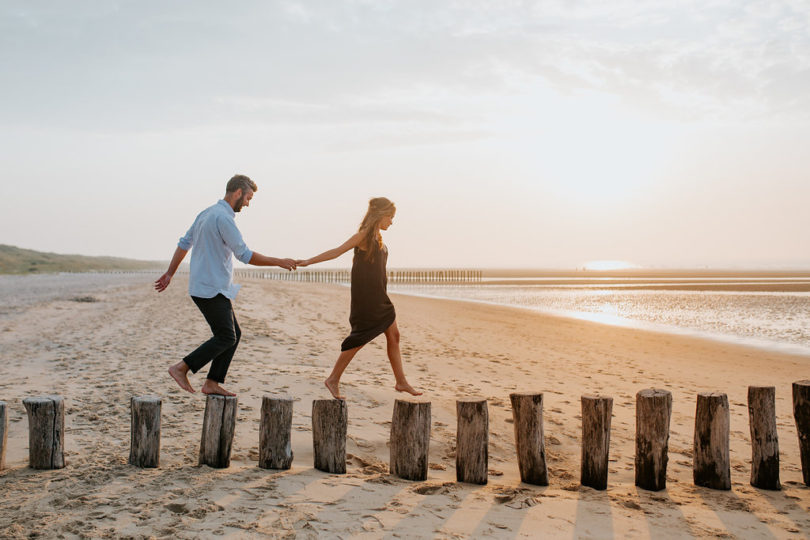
[178,199,253,300]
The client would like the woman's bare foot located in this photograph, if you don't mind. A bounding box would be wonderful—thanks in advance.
[325,378,344,399]
[168,363,195,393]
[395,382,422,396]
[201,379,236,396]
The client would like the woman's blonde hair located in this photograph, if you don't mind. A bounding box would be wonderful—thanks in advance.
[358,197,396,259]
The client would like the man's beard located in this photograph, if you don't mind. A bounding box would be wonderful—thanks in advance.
[233,196,247,212]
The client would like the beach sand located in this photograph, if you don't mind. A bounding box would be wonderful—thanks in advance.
[1,276,809,538]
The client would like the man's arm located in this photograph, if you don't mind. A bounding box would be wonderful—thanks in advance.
[248,252,297,271]
[215,215,296,271]
[154,246,188,292]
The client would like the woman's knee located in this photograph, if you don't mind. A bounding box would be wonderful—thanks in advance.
[387,327,401,345]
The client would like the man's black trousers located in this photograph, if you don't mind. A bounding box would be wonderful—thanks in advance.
[183,294,241,383]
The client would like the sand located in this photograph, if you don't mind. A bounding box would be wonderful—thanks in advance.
[1,276,810,538]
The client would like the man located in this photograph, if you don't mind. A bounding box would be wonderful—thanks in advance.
[155,174,296,396]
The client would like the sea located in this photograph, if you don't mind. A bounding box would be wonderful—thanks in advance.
[389,272,810,356]
[1,270,809,357]
[0,272,155,319]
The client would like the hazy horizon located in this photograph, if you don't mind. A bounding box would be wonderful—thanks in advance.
[2,2,808,269]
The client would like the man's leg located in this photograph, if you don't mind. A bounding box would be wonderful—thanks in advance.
[184,294,238,371]
[169,295,238,394]
[206,311,240,383]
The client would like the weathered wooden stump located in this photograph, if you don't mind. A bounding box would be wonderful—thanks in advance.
[581,395,613,490]
[456,398,488,484]
[312,399,347,474]
[129,396,161,468]
[635,389,672,491]
[509,392,548,486]
[23,396,65,470]
[0,400,7,470]
[259,395,294,470]
[199,395,238,468]
[390,399,431,481]
[748,386,780,490]
[792,380,810,485]
[693,392,731,490]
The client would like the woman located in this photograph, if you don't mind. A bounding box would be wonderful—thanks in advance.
[298,197,421,400]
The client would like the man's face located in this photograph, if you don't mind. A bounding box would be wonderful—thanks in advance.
[233,188,254,212]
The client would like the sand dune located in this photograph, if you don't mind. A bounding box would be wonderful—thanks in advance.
[1,276,809,538]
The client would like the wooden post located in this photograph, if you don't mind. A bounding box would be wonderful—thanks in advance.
[259,395,294,470]
[456,398,488,484]
[509,392,548,486]
[199,395,238,468]
[390,399,431,481]
[693,392,731,490]
[635,389,672,491]
[23,396,65,470]
[581,395,613,490]
[748,386,780,490]
[792,380,810,485]
[0,401,7,470]
[312,399,347,474]
[129,396,161,468]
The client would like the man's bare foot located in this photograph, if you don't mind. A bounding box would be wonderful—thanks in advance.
[168,364,195,393]
[325,378,344,400]
[395,382,422,396]
[201,380,236,397]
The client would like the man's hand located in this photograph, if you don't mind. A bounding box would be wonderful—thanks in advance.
[277,258,297,271]
[295,259,310,268]
[154,272,172,292]
[157,247,188,293]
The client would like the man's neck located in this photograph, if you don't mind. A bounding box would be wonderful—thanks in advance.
[222,195,238,211]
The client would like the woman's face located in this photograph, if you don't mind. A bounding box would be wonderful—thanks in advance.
[379,211,395,230]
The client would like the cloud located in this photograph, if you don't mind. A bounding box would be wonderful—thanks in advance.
[1,0,808,133]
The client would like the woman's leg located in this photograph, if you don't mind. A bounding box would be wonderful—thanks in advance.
[384,321,422,396]
[325,345,363,399]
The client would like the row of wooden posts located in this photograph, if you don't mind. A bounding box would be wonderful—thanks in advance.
[3,382,810,492]
[232,268,484,284]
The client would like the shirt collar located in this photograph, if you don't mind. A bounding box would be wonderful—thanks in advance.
[217,199,235,217]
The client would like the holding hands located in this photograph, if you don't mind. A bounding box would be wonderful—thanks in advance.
[276,258,298,271]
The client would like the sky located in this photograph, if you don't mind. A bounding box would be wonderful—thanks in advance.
[1,1,809,269]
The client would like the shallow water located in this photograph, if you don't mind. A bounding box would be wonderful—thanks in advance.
[389,280,810,356]
[0,272,156,318]
[3,272,809,356]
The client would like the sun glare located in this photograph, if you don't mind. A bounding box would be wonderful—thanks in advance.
[583,260,638,271]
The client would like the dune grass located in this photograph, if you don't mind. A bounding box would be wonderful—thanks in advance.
[0,244,164,274]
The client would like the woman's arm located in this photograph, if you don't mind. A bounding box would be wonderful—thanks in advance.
[299,231,365,267]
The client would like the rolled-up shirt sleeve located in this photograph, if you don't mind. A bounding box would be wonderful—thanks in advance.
[217,215,253,264]
[178,223,194,250]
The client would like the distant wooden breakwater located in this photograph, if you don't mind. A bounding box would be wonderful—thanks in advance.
[4,382,810,494]
[233,268,483,284]
[58,268,483,284]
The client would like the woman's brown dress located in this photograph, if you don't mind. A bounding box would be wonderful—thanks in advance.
[340,240,396,351]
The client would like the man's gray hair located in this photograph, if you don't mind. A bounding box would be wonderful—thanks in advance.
[226,174,257,193]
